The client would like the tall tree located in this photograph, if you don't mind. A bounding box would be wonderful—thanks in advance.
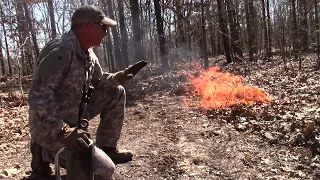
[62,0,68,34]
[117,0,129,67]
[275,3,287,64]
[176,0,187,59]
[217,0,233,63]
[185,2,193,58]
[315,0,320,66]
[226,0,243,61]
[0,35,4,76]
[47,0,57,39]
[106,33,116,72]
[130,0,144,62]
[291,0,299,60]
[15,0,33,75]
[200,0,209,69]
[154,0,169,70]
[261,0,271,60]
[101,0,124,70]
[266,0,272,59]
[209,1,219,56]
[23,2,39,58]
[245,0,256,62]
[146,1,155,62]
[0,4,11,75]
[298,0,309,51]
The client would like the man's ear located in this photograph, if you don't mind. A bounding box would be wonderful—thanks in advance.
[88,21,94,30]
[84,21,93,31]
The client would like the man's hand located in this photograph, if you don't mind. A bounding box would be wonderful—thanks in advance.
[113,71,134,85]
[114,61,148,85]
[57,124,92,154]
[124,61,148,76]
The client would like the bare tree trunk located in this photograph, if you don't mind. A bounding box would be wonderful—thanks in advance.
[226,0,243,61]
[261,0,270,60]
[292,0,299,60]
[277,4,287,66]
[15,0,26,75]
[210,20,216,56]
[23,2,39,59]
[147,2,154,62]
[167,4,172,62]
[101,0,124,70]
[210,2,218,56]
[139,0,146,60]
[186,3,193,59]
[245,0,255,62]
[298,0,309,51]
[217,0,233,63]
[0,4,9,75]
[117,0,129,67]
[176,0,187,59]
[315,0,320,66]
[106,32,116,72]
[102,39,108,69]
[15,0,32,75]
[47,0,57,39]
[130,0,144,62]
[2,2,12,75]
[266,0,272,59]
[0,35,4,76]
[201,0,209,69]
[154,0,169,70]
[62,0,67,34]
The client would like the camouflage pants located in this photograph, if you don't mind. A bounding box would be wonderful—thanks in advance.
[31,85,126,179]
[84,85,126,148]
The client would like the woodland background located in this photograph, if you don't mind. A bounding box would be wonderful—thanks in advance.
[1,0,320,179]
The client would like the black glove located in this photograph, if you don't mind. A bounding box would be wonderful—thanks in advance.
[113,71,134,85]
[57,124,92,154]
[114,61,148,85]
[124,60,148,76]
[57,125,94,175]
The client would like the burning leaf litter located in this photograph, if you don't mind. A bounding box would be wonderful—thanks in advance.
[186,66,274,108]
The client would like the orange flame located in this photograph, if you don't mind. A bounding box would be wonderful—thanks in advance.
[188,66,273,108]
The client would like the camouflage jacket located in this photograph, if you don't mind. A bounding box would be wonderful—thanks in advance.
[28,30,120,146]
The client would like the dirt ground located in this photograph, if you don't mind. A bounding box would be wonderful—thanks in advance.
[0,56,320,180]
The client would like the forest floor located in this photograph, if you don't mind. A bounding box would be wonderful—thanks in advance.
[0,55,320,180]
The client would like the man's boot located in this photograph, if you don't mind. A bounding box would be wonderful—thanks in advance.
[30,142,52,179]
[100,147,133,164]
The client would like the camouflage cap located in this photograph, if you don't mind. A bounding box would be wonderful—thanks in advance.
[71,5,117,26]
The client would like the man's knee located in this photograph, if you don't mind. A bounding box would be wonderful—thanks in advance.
[113,85,125,97]
[102,85,125,101]
[94,147,116,179]
[105,85,125,104]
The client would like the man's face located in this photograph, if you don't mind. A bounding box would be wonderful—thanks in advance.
[89,21,109,46]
